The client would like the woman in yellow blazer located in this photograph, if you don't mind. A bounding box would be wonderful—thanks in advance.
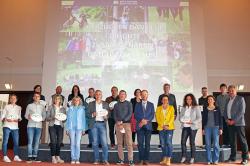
[156,95,175,166]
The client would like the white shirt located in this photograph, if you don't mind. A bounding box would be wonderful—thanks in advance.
[1,104,22,130]
[95,102,104,121]
[183,106,191,127]
[142,101,147,110]
[227,96,235,119]
[25,102,46,128]
[54,105,61,125]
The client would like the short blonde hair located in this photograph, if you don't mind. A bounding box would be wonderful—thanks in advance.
[72,96,82,106]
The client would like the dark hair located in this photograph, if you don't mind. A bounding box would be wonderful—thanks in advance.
[119,90,126,94]
[133,89,141,96]
[111,86,118,91]
[220,83,227,88]
[202,87,207,90]
[141,89,148,94]
[33,85,42,92]
[163,83,170,87]
[71,85,81,96]
[88,88,95,92]
[161,95,169,100]
[183,93,198,107]
[33,92,41,97]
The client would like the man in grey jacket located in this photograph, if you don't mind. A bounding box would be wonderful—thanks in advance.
[224,85,249,165]
[87,90,110,165]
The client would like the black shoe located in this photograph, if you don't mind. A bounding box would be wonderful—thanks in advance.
[116,159,124,165]
[225,158,236,163]
[26,157,33,163]
[33,157,41,163]
[129,160,135,166]
[241,160,248,165]
[157,145,161,149]
[87,144,92,148]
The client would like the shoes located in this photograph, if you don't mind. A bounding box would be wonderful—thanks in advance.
[190,158,195,164]
[52,156,57,164]
[103,161,110,165]
[3,156,11,163]
[166,157,171,166]
[143,160,149,165]
[75,160,80,164]
[160,157,167,164]
[87,144,92,148]
[110,144,115,149]
[26,157,33,163]
[33,157,41,163]
[241,160,248,165]
[93,161,100,165]
[213,161,219,165]
[129,160,135,166]
[13,155,22,162]
[225,158,236,163]
[56,156,64,163]
[71,160,76,164]
[116,159,124,165]
[180,157,186,164]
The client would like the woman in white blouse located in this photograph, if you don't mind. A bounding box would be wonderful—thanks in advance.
[1,94,22,163]
[179,93,202,164]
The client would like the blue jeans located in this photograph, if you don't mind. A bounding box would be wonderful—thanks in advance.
[27,127,42,157]
[91,122,109,162]
[205,127,220,163]
[88,129,93,144]
[159,130,173,158]
[2,127,19,156]
[137,127,152,161]
[69,129,82,161]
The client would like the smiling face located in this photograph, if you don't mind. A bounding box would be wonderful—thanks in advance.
[141,91,148,101]
[162,96,169,105]
[186,95,192,106]
[228,86,237,98]
[207,96,215,106]
[9,95,17,104]
[73,97,81,106]
[95,91,102,101]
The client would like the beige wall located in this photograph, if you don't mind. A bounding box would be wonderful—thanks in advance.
[0,0,249,92]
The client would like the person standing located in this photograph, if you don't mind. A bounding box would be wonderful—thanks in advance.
[25,92,46,163]
[85,87,95,148]
[66,96,87,164]
[216,83,230,147]
[224,85,249,165]
[67,85,84,106]
[134,90,154,165]
[157,83,177,149]
[179,94,202,164]
[105,86,119,149]
[1,94,22,163]
[198,87,209,108]
[130,88,141,147]
[202,95,223,165]
[28,85,46,104]
[114,90,134,166]
[156,95,175,166]
[87,90,110,165]
[46,95,66,163]
[50,86,66,107]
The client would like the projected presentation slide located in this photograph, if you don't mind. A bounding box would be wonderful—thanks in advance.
[56,0,192,98]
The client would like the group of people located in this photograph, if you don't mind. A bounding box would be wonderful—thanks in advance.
[1,83,249,165]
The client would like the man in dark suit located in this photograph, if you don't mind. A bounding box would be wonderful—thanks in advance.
[224,85,249,165]
[87,90,110,165]
[134,90,155,165]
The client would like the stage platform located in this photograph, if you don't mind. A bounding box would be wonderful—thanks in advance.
[18,144,232,163]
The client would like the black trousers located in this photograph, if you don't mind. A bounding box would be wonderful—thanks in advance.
[49,125,63,156]
[108,118,116,145]
[181,127,197,158]
[132,132,136,143]
[228,125,249,160]
[222,117,230,145]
